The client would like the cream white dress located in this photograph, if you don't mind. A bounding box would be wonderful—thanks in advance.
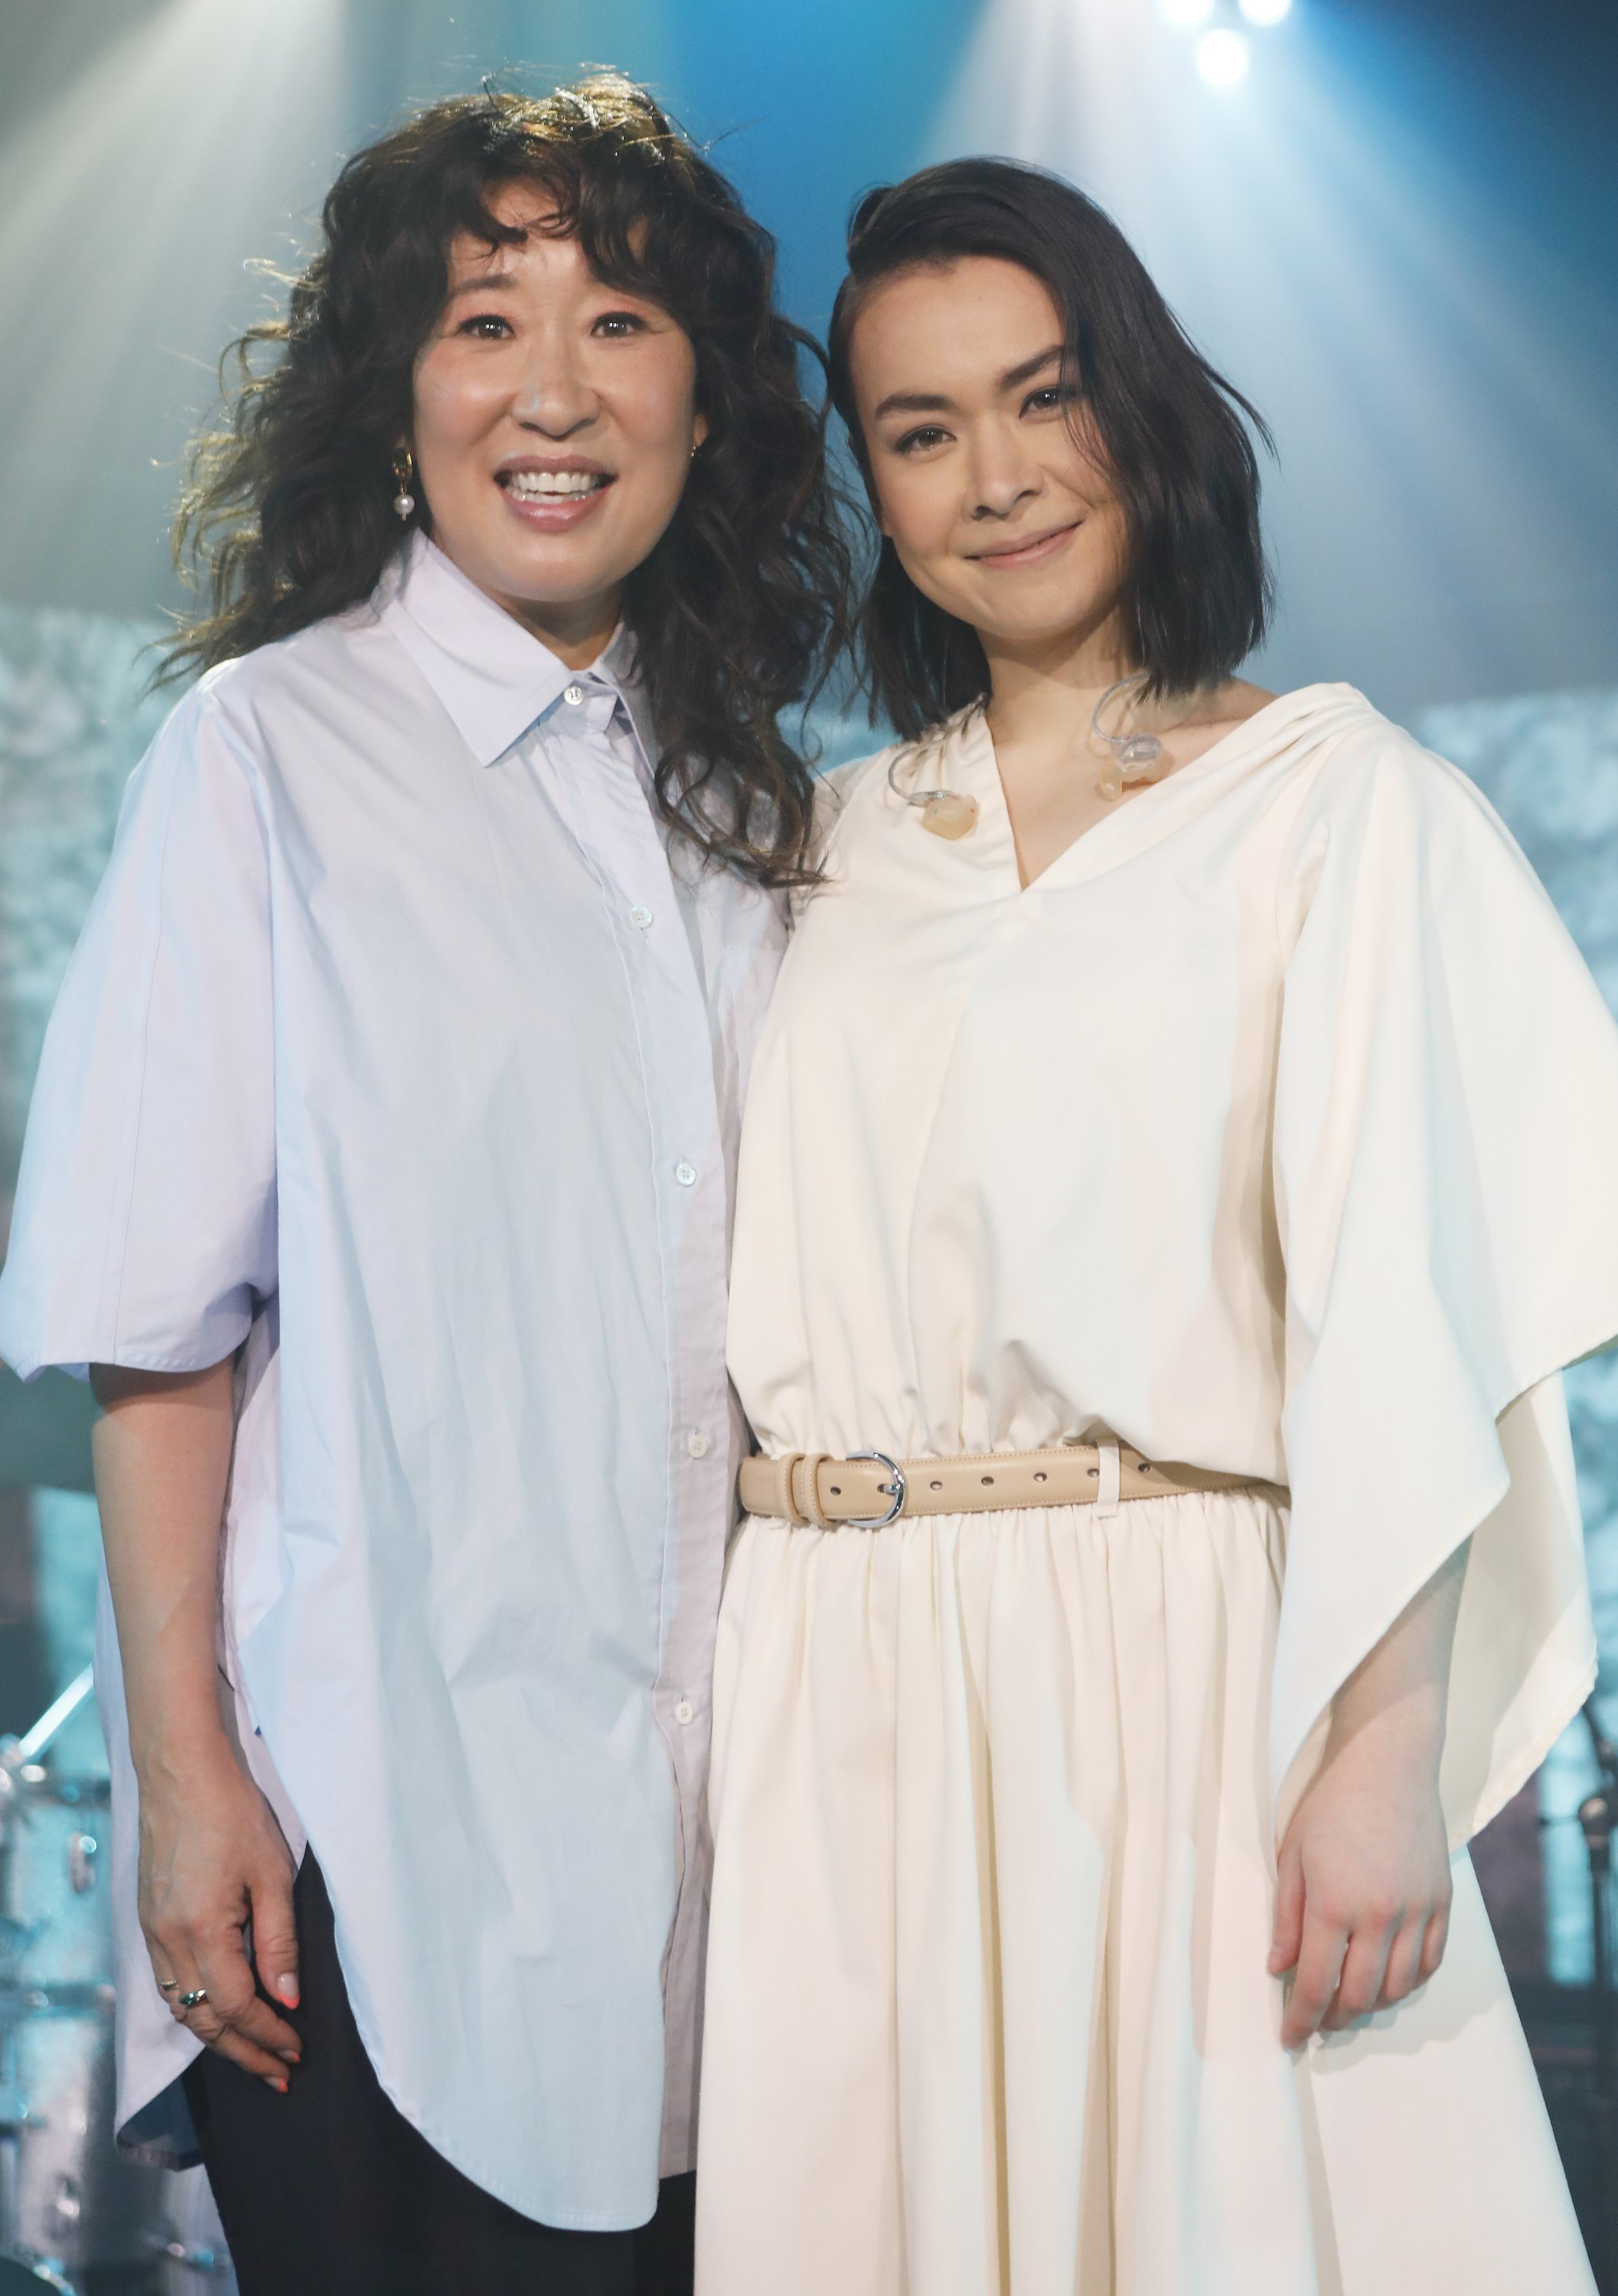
[696,687,1618,2295]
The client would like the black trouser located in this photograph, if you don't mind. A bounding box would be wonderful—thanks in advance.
[183,1854,695,2296]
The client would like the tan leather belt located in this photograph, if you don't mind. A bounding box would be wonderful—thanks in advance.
[739,1444,1280,1529]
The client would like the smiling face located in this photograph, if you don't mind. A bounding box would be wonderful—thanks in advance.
[410,181,708,661]
[849,256,1134,666]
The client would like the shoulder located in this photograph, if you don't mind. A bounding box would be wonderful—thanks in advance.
[807,708,979,854]
[196,598,388,725]
[814,742,898,819]
[125,602,388,816]
[156,601,413,800]
[1264,689,1551,938]
[1270,687,1516,866]
[806,742,903,864]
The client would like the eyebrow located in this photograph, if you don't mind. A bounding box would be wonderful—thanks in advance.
[445,270,520,302]
[871,343,1066,422]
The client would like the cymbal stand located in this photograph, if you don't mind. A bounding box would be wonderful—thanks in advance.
[1581,1697,1618,2291]
[0,1665,96,2268]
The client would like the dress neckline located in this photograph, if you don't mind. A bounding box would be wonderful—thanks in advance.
[951,683,1370,894]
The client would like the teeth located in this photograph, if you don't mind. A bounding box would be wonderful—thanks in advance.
[502,471,605,498]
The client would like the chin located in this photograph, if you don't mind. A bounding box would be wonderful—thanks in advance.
[973,597,1098,650]
[475,536,629,609]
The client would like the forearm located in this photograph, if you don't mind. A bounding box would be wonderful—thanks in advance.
[89,1356,302,2076]
[90,1358,239,1786]
[1272,1539,1470,2041]
[1325,1538,1470,1772]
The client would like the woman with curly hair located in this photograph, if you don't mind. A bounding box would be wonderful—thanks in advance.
[0,74,847,2296]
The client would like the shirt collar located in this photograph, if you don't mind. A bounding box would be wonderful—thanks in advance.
[375,531,651,768]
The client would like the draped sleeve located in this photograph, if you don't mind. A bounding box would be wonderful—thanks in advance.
[0,676,276,1382]
[1270,722,1618,1841]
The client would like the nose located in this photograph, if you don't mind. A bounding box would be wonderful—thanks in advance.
[511,323,599,440]
[966,420,1042,522]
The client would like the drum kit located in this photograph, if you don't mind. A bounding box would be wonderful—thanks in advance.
[0,1669,237,2294]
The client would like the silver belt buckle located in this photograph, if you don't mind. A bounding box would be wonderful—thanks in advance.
[843,1450,907,1530]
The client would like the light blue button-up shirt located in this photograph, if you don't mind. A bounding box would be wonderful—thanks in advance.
[0,533,785,2228]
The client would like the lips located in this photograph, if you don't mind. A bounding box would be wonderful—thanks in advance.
[499,469,610,501]
[967,520,1080,566]
[494,458,615,530]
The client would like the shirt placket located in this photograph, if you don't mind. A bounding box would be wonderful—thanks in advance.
[531,678,732,2156]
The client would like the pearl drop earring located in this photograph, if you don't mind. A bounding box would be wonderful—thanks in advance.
[392,446,416,523]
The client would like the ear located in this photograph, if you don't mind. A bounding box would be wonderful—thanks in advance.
[691,410,710,454]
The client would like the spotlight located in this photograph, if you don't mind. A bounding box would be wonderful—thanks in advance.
[1238,0,1292,22]
[1163,0,1215,25]
[1196,28,1251,84]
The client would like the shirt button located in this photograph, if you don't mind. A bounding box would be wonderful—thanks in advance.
[687,1430,710,1459]
[629,905,654,929]
[675,1162,697,1187]
[674,1699,696,1726]
[563,683,586,706]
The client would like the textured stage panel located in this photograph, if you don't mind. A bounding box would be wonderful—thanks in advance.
[1417,688,1618,1981]
[0,603,171,1501]
[0,602,170,1193]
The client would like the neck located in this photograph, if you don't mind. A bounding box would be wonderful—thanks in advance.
[979,609,1141,752]
[494,583,625,671]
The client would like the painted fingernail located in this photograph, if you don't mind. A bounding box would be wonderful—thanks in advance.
[279,2049,302,2065]
[275,1975,300,2005]
[266,2077,289,2095]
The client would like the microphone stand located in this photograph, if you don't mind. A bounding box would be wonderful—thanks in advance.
[1580,1697,1618,2289]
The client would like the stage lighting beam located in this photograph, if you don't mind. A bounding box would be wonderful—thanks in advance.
[1196,29,1250,86]
[1238,0,1293,24]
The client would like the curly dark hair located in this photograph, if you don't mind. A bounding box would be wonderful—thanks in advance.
[166,74,851,885]
[827,159,1273,737]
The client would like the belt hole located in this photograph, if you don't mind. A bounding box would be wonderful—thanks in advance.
[930,1479,942,1490]
[829,1484,841,1495]
[1033,1472,1047,1483]
[1087,1466,1099,1477]
[981,1475,993,1486]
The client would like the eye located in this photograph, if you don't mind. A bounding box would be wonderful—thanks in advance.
[455,311,513,340]
[1023,383,1077,416]
[892,424,952,456]
[593,309,650,338]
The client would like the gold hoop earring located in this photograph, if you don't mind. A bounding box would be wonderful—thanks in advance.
[392,446,416,523]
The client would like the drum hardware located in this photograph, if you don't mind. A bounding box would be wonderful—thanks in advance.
[1579,1696,1618,2293]
[0,2253,76,2293]
[0,1674,95,1779]
[155,2166,237,2294]
[155,2233,233,2275]
[0,1668,183,2280]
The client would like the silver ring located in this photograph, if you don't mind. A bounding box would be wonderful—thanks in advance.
[844,1450,906,1530]
[177,1988,208,2011]
[157,1978,178,1993]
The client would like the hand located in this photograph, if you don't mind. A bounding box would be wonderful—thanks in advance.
[1268,1702,1453,2047]
[138,1743,303,2088]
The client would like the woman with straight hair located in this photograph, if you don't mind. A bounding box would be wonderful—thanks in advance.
[696,158,1618,2293]
[0,74,847,2296]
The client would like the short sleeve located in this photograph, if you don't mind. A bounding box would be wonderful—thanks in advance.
[0,680,276,1380]
[1271,729,1618,1841]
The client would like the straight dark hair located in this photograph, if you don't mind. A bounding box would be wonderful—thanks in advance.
[166,75,852,887]
[827,159,1273,736]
